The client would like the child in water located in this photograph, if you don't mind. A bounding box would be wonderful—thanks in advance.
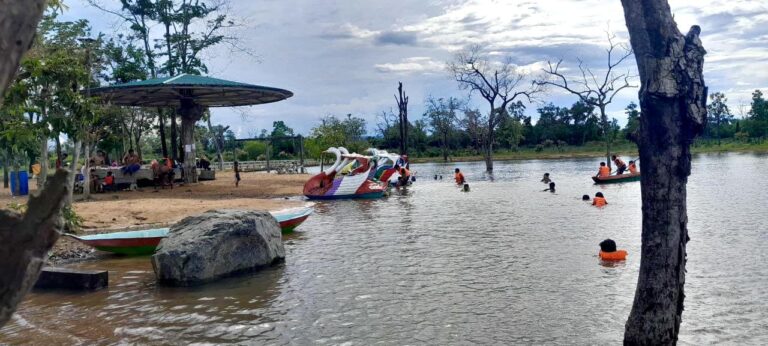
[599,239,628,261]
[582,194,590,201]
[454,168,465,185]
[542,182,555,192]
[541,173,551,183]
[592,192,607,207]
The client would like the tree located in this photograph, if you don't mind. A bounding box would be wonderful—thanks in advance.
[538,33,636,169]
[395,82,409,155]
[0,0,70,329]
[623,102,640,141]
[448,44,540,172]
[706,92,732,145]
[425,96,462,162]
[620,1,708,343]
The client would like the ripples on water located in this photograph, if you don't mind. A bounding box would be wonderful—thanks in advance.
[2,153,767,344]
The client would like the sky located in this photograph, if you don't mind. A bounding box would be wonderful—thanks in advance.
[64,0,768,138]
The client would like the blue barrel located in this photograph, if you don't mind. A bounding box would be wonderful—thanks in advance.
[10,171,29,196]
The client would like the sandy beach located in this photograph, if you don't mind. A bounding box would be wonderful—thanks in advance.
[1,171,310,262]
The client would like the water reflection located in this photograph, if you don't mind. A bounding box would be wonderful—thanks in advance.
[2,153,767,344]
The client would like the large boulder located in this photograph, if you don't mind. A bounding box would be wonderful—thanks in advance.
[151,209,284,286]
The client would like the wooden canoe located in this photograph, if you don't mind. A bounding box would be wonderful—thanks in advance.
[592,172,641,184]
[68,207,313,255]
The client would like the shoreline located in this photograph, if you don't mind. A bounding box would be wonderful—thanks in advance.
[407,143,768,164]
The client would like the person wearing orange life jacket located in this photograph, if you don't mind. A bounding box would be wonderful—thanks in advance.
[612,155,628,175]
[397,166,411,187]
[596,162,610,177]
[598,238,628,261]
[628,160,638,174]
[592,192,607,207]
[454,168,466,185]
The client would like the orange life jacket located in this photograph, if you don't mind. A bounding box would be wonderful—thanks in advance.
[598,166,610,177]
[104,175,114,185]
[592,196,607,207]
[599,250,628,261]
[455,172,465,184]
[628,163,638,174]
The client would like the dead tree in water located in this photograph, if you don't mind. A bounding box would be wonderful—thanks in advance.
[620,0,708,343]
[395,82,409,156]
[538,33,636,170]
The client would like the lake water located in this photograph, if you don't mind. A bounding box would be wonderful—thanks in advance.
[2,153,767,345]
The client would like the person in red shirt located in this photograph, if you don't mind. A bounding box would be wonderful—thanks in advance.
[102,171,115,192]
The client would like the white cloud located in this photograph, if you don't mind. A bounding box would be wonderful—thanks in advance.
[374,57,444,74]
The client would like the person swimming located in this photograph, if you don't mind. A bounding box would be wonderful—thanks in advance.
[543,181,555,192]
[592,192,607,207]
[462,183,470,192]
[599,239,628,261]
[582,194,590,201]
[541,173,551,184]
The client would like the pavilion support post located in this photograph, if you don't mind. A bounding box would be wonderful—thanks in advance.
[179,99,205,184]
[299,135,305,173]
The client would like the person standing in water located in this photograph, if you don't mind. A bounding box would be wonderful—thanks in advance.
[234,161,241,187]
[454,168,466,185]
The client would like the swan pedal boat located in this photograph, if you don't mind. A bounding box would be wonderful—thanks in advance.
[592,172,641,184]
[67,207,313,255]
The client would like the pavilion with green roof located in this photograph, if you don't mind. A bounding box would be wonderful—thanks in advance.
[88,73,293,183]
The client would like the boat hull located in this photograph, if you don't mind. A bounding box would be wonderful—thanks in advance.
[71,208,313,255]
[592,172,641,184]
[305,191,385,200]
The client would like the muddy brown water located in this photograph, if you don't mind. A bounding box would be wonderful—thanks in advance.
[2,153,766,344]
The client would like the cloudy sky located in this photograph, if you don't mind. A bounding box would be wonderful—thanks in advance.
[64,0,768,137]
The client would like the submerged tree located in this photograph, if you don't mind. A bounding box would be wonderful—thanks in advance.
[448,45,541,172]
[538,33,636,169]
[395,82,409,156]
[620,0,708,343]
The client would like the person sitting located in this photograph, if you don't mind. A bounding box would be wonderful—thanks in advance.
[612,155,628,175]
[102,171,115,192]
[90,169,101,193]
[596,162,610,177]
[598,239,628,261]
[592,192,607,207]
[541,173,551,184]
[454,168,465,185]
[121,149,141,175]
[543,181,556,192]
[397,166,410,187]
[628,160,638,174]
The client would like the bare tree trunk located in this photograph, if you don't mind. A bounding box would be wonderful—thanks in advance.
[621,0,707,344]
[206,116,223,170]
[38,133,49,189]
[600,106,612,169]
[2,148,8,189]
[66,139,82,207]
[485,117,495,172]
[0,0,46,95]
[442,132,449,162]
[83,138,91,199]
[157,109,169,158]
[395,82,409,156]
[170,113,179,161]
[55,131,61,166]
[0,170,69,327]
[179,102,204,184]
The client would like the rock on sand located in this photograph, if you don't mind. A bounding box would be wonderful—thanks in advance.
[151,209,284,286]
